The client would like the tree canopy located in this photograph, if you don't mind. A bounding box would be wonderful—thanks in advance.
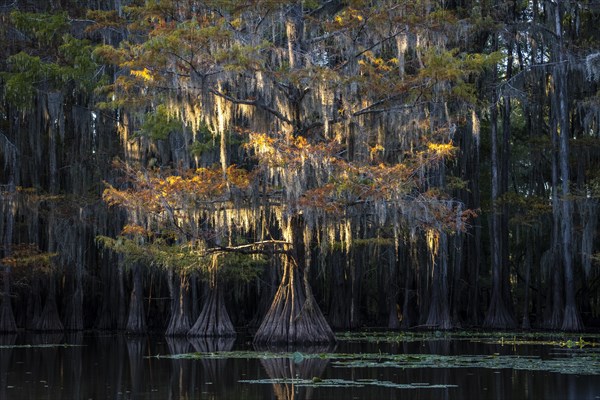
[1,0,600,341]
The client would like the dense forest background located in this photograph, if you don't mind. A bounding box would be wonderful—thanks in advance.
[1,0,600,343]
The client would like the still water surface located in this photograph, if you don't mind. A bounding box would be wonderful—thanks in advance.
[1,331,599,399]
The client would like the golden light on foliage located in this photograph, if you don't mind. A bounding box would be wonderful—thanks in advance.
[130,68,154,82]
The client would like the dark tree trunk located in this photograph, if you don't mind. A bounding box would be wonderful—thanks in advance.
[328,251,353,329]
[500,37,515,320]
[249,259,279,328]
[450,231,464,327]
[400,241,416,329]
[117,261,128,330]
[35,273,64,331]
[551,1,583,331]
[0,159,17,332]
[426,231,452,330]
[64,262,84,330]
[125,264,146,334]
[166,271,192,336]
[387,237,400,329]
[0,266,17,332]
[26,276,43,329]
[254,255,335,344]
[95,254,119,330]
[548,85,564,329]
[188,280,235,337]
[484,77,515,329]
[521,231,532,330]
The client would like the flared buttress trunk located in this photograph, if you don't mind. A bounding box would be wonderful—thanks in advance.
[165,272,192,336]
[35,273,64,331]
[188,281,235,337]
[254,257,335,344]
[125,264,146,334]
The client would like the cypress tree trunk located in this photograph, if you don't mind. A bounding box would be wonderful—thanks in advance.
[0,170,17,332]
[0,265,16,332]
[484,75,515,329]
[125,263,146,334]
[548,91,564,329]
[117,261,128,330]
[387,236,400,329]
[187,281,235,337]
[400,240,416,329]
[35,272,64,331]
[165,271,192,336]
[521,230,533,329]
[254,255,335,344]
[551,1,582,331]
[64,241,84,330]
[425,230,452,330]
[328,251,352,329]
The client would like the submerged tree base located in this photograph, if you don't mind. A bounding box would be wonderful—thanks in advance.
[561,304,584,332]
[483,291,516,330]
[188,284,235,337]
[0,300,17,333]
[254,258,335,344]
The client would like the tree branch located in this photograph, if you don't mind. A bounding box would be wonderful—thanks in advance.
[208,88,293,125]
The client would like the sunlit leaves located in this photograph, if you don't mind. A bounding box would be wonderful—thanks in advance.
[103,161,252,215]
[418,48,502,103]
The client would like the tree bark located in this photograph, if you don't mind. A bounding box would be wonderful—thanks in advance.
[484,70,515,328]
[125,263,146,334]
[425,230,452,329]
[0,266,17,332]
[551,1,583,331]
[254,255,335,344]
[187,281,235,337]
[35,273,64,331]
[165,271,193,336]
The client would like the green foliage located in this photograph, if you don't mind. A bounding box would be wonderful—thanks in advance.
[1,52,45,110]
[96,233,265,282]
[9,11,70,47]
[219,252,267,283]
[136,105,181,140]
[1,12,101,110]
[418,48,503,103]
[57,35,100,92]
[190,137,217,157]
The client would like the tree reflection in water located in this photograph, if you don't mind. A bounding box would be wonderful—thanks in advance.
[63,332,83,400]
[165,336,194,399]
[254,344,336,400]
[126,336,146,397]
[0,334,16,400]
[188,336,236,395]
[1,334,599,399]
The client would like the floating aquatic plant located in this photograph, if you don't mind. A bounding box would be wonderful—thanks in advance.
[238,377,457,389]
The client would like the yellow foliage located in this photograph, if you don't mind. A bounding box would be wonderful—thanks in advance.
[130,67,153,82]
[427,141,457,157]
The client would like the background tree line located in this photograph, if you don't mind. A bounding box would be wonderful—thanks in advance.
[0,0,599,342]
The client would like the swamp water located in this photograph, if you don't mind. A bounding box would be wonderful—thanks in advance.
[0,331,599,399]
